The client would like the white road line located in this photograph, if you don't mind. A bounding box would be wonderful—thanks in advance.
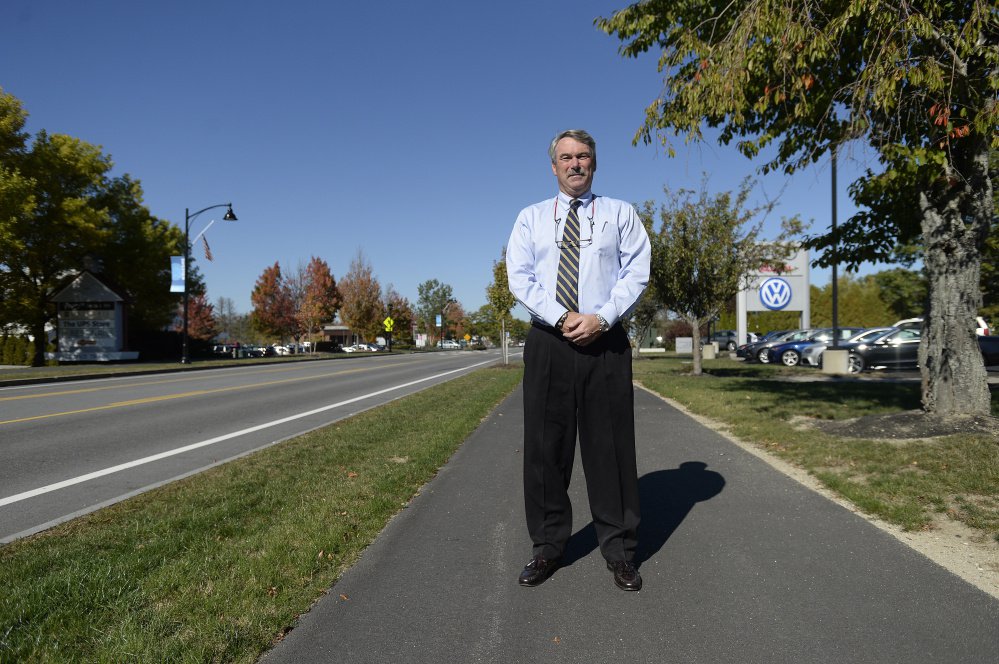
[0,359,497,508]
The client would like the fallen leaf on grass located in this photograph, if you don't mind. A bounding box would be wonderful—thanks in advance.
[267,587,278,597]
[347,471,359,478]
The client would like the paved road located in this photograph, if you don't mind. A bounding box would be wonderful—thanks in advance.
[263,385,999,664]
[0,351,511,542]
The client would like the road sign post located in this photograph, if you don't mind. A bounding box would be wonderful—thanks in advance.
[383,316,395,352]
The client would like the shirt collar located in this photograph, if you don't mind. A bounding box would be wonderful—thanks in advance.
[557,190,594,208]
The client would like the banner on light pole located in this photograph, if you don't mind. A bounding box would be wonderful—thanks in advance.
[170,256,185,293]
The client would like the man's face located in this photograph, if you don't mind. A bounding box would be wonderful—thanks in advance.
[551,137,595,197]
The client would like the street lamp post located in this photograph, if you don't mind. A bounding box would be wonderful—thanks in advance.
[182,203,237,364]
[440,300,454,348]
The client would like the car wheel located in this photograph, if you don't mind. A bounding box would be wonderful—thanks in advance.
[848,354,864,374]
[727,341,736,351]
[780,350,800,367]
[757,348,770,363]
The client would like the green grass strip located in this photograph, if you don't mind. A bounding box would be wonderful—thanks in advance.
[634,356,999,539]
[0,365,523,663]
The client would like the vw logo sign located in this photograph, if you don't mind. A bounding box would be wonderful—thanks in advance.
[759,277,792,310]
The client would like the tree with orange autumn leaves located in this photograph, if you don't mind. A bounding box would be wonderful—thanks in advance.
[295,257,341,347]
[338,250,384,342]
[250,262,296,341]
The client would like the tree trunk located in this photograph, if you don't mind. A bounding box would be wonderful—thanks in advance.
[30,319,47,367]
[918,138,992,417]
[689,316,703,375]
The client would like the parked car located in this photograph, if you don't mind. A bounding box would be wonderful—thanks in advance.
[736,330,790,360]
[707,330,737,351]
[766,327,865,367]
[845,327,922,373]
[271,345,291,356]
[801,327,894,367]
[742,329,816,363]
[894,316,990,336]
[703,330,759,351]
[439,339,461,350]
[979,335,999,367]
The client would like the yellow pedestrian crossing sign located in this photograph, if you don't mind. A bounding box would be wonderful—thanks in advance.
[383,316,395,332]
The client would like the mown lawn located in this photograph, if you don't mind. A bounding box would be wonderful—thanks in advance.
[634,355,999,540]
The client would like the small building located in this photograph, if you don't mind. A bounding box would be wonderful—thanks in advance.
[322,323,352,347]
[49,271,139,362]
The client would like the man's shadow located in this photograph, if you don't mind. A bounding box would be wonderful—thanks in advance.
[563,461,726,566]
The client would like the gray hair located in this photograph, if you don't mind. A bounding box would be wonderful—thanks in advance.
[548,129,597,164]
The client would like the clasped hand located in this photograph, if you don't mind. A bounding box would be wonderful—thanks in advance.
[561,313,602,346]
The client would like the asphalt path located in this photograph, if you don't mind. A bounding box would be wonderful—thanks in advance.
[0,350,514,542]
[262,384,999,664]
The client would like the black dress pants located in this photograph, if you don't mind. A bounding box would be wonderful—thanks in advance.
[522,322,640,563]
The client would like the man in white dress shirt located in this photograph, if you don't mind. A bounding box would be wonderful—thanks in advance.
[506,129,651,591]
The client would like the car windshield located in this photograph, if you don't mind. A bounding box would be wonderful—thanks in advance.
[885,328,921,343]
[851,328,892,343]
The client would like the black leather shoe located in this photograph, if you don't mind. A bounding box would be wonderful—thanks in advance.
[607,560,642,591]
[518,555,560,587]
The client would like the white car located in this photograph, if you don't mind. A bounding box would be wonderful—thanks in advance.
[894,317,990,336]
[439,339,461,350]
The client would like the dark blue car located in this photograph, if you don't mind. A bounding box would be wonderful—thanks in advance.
[766,328,866,367]
[739,329,808,363]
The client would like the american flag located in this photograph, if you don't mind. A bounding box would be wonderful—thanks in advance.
[202,235,214,262]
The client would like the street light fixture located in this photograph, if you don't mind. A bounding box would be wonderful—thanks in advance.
[181,203,237,364]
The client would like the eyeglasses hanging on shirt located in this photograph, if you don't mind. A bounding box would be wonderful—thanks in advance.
[554,197,596,249]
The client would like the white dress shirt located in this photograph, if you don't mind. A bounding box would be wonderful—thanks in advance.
[507,189,651,328]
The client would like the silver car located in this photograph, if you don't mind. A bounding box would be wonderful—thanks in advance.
[800,327,894,367]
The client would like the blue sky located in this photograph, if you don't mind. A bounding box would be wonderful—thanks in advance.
[3,0,875,318]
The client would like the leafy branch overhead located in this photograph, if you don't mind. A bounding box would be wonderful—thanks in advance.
[600,0,996,415]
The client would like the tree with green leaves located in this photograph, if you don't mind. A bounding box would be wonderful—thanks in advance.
[871,268,928,322]
[486,247,517,355]
[338,250,383,342]
[384,286,415,345]
[0,88,185,365]
[416,279,455,346]
[250,262,296,341]
[809,275,893,328]
[599,0,997,414]
[628,206,664,355]
[643,178,801,374]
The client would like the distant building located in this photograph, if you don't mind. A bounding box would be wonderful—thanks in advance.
[49,271,139,361]
[322,323,352,347]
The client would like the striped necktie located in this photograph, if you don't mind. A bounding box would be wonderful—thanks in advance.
[555,199,582,312]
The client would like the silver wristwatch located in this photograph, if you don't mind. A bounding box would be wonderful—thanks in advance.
[595,314,610,332]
